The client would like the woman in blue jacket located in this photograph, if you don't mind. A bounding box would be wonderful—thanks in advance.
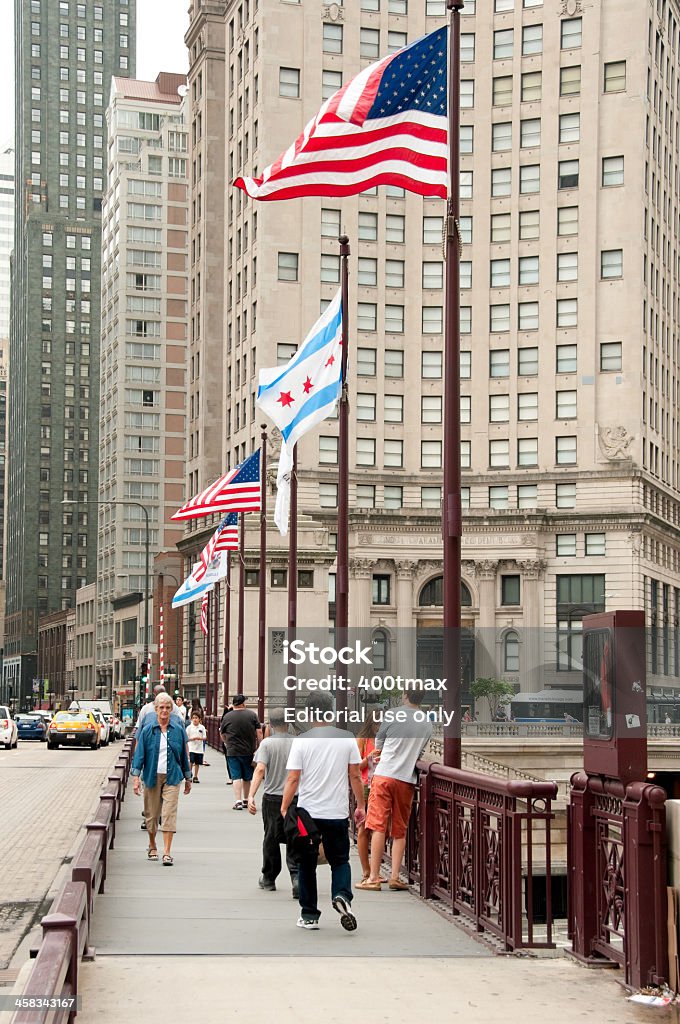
[131,692,192,865]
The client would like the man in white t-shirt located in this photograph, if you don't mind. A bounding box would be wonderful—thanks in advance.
[281,692,365,932]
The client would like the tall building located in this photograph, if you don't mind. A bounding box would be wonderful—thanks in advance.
[0,142,13,689]
[98,73,189,698]
[182,0,680,713]
[6,1,136,704]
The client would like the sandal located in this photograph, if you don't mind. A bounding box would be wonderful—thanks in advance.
[147,848,159,861]
[162,854,174,866]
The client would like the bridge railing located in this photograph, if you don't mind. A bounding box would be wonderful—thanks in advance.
[407,760,558,951]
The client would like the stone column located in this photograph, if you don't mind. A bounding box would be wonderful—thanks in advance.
[349,558,373,628]
[516,559,547,691]
[395,560,417,677]
[474,560,498,679]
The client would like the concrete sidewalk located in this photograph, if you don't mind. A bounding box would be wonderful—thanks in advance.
[75,755,646,1023]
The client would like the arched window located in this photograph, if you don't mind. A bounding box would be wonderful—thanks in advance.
[419,576,472,607]
[503,630,520,672]
[372,628,388,671]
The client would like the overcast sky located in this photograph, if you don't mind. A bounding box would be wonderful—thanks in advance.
[0,0,190,146]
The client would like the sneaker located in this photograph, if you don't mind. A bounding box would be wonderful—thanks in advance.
[296,916,319,930]
[332,896,357,932]
[140,822,147,830]
[233,801,244,810]
[258,876,276,891]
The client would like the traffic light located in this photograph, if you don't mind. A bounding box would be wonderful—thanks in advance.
[140,662,148,684]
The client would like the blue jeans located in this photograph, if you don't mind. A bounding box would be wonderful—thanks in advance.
[296,817,352,922]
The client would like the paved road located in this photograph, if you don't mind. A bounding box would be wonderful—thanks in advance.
[0,739,122,971]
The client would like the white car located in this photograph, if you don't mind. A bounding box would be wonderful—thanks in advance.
[112,715,124,739]
[0,706,18,749]
[102,712,117,741]
[92,710,110,746]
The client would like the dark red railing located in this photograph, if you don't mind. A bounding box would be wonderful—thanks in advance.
[408,761,557,950]
[10,739,135,1024]
[569,772,668,988]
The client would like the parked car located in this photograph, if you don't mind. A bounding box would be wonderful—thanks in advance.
[111,715,123,739]
[47,710,100,749]
[16,714,47,741]
[102,712,117,741]
[0,706,18,749]
[92,710,110,746]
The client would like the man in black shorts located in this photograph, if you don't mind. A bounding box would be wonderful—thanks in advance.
[219,695,262,809]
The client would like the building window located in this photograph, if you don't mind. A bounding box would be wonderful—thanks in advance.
[556,344,577,374]
[518,484,537,509]
[358,303,377,332]
[556,483,576,508]
[322,70,342,101]
[372,629,389,671]
[321,207,341,237]
[557,205,578,236]
[492,122,512,152]
[585,533,606,556]
[491,258,510,287]
[385,304,404,333]
[372,575,391,605]
[422,261,443,290]
[604,61,626,93]
[501,576,520,606]
[245,570,260,587]
[357,347,376,376]
[518,301,539,331]
[489,394,509,423]
[489,486,509,510]
[518,392,538,420]
[600,341,622,372]
[518,438,538,469]
[422,351,442,378]
[278,252,298,281]
[556,390,577,419]
[558,159,579,189]
[520,118,541,149]
[421,395,442,424]
[490,305,510,333]
[319,436,338,464]
[561,17,582,49]
[356,438,376,466]
[560,65,581,96]
[556,435,577,465]
[384,394,403,422]
[602,155,624,186]
[461,33,475,62]
[521,71,542,102]
[489,439,509,468]
[279,67,300,98]
[491,213,511,243]
[384,486,403,509]
[360,28,380,59]
[493,29,514,60]
[557,534,577,557]
[319,483,338,507]
[557,574,605,670]
[601,249,623,278]
[356,393,376,421]
[491,167,511,197]
[386,214,405,243]
[386,259,404,288]
[421,486,441,509]
[384,439,403,467]
[422,306,443,333]
[490,349,510,377]
[557,297,578,327]
[359,212,378,241]
[271,569,288,589]
[323,23,343,53]
[356,484,376,508]
[493,76,513,107]
[520,164,540,194]
[522,23,542,55]
[557,251,578,282]
[421,441,442,468]
[503,631,520,672]
[519,255,539,285]
[518,347,538,375]
[461,80,474,108]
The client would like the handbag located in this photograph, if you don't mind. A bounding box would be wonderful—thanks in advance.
[284,804,320,852]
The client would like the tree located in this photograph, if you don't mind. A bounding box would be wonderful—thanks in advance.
[470,677,515,720]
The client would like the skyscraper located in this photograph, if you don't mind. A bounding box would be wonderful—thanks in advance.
[6,1,136,704]
[182,0,680,713]
[98,72,188,697]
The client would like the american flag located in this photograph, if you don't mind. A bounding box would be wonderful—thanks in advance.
[172,450,261,521]
[234,27,447,201]
[195,513,239,582]
[200,592,209,637]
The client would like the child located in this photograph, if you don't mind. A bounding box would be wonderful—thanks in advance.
[186,711,207,783]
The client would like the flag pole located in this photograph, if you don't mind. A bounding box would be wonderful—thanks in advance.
[287,445,298,712]
[336,236,350,715]
[204,591,211,711]
[213,581,220,717]
[237,512,245,696]
[257,426,268,723]
[443,0,464,769]
[223,551,231,708]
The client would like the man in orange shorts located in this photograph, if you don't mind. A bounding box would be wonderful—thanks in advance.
[357,682,433,891]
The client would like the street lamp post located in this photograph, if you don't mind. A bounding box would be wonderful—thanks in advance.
[62,499,150,713]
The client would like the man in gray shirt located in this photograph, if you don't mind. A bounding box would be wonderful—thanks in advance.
[247,708,298,897]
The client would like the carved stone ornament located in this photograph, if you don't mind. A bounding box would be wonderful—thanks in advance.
[474,559,498,580]
[349,557,373,579]
[416,559,444,578]
[323,3,345,22]
[395,559,418,579]
[516,559,547,580]
[268,427,283,460]
[560,0,582,15]
[358,533,374,547]
[598,425,634,461]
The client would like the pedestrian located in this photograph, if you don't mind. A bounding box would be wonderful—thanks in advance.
[131,692,192,866]
[135,684,186,830]
[462,709,472,723]
[220,694,261,809]
[357,682,433,892]
[665,713,672,725]
[186,711,207,783]
[356,711,380,883]
[175,695,187,723]
[280,692,366,932]
[219,703,234,784]
[247,708,299,898]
